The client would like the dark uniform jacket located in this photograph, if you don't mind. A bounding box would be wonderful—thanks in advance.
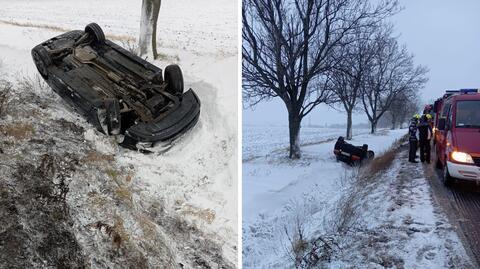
[409,120,418,141]
[418,117,432,141]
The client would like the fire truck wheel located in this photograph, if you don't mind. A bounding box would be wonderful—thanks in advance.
[443,165,453,187]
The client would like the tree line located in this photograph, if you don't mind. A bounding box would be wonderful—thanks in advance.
[242,0,428,159]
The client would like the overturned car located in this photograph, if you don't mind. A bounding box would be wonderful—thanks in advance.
[32,23,200,150]
[333,137,374,165]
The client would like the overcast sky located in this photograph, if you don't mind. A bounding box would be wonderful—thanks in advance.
[243,0,480,126]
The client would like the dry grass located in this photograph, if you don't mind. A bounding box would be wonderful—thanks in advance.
[138,214,157,240]
[179,204,216,224]
[121,39,139,55]
[16,74,50,93]
[0,19,70,32]
[290,137,407,268]
[0,19,134,42]
[0,123,35,140]
[83,150,115,163]
[113,215,130,248]
[156,52,180,62]
[105,168,121,180]
[360,136,406,179]
[115,186,133,206]
[87,191,109,208]
[293,238,309,258]
[0,79,13,117]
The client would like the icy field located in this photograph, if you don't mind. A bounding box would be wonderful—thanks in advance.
[243,126,473,268]
[0,0,236,57]
[0,0,237,267]
[243,125,370,161]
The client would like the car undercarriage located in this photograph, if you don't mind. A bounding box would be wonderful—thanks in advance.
[32,23,200,151]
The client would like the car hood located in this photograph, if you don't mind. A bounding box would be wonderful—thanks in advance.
[453,128,480,154]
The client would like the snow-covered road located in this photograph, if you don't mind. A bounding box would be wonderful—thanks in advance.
[328,148,474,268]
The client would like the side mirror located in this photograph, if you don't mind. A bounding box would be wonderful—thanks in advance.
[437,118,446,131]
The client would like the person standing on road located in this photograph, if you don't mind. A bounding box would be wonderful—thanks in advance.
[408,115,419,163]
[417,114,433,163]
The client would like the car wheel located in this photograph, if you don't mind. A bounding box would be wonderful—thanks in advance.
[164,64,184,95]
[85,23,105,44]
[443,164,453,187]
[32,45,52,79]
[436,156,443,169]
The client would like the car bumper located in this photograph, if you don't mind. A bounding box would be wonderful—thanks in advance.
[447,161,480,181]
[125,89,201,143]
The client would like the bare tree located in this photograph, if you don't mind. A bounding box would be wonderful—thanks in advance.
[243,0,397,159]
[399,94,421,128]
[329,31,376,140]
[139,0,161,59]
[386,88,418,129]
[361,25,428,133]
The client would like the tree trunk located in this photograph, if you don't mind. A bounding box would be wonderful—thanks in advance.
[370,120,377,134]
[288,112,301,159]
[346,110,353,140]
[139,0,161,59]
[391,113,396,130]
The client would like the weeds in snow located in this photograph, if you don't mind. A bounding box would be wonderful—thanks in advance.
[121,39,140,56]
[16,74,50,93]
[283,141,406,268]
[361,137,406,179]
[0,122,35,140]
[0,79,13,117]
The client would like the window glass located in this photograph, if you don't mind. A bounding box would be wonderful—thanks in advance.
[455,100,480,128]
[441,103,451,118]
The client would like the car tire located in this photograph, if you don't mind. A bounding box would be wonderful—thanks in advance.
[85,23,105,44]
[32,45,52,79]
[164,64,184,95]
[443,164,453,187]
[436,156,443,169]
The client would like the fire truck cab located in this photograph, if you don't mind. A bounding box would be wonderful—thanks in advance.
[433,89,480,185]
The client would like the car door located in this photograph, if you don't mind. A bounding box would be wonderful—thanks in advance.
[438,101,451,164]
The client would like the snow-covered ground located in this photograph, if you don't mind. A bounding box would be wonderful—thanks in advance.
[243,125,370,161]
[243,127,404,224]
[0,0,237,267]
[243,126,471,268]
[329,150,474,268]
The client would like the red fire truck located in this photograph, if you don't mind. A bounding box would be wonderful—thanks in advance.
[433,89,480,185]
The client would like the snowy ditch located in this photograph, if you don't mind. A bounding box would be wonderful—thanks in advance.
[0,76,235,268]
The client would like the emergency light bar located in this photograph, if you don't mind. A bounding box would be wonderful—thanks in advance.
[443,89,480,97]
[459,88,480,94]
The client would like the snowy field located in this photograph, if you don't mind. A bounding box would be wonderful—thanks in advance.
[243,125,370,161]
[0,0,237,267]
[243,127,405,222]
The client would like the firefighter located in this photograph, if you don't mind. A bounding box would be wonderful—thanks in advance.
[408,114,420,163]
[417,113,433,163]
